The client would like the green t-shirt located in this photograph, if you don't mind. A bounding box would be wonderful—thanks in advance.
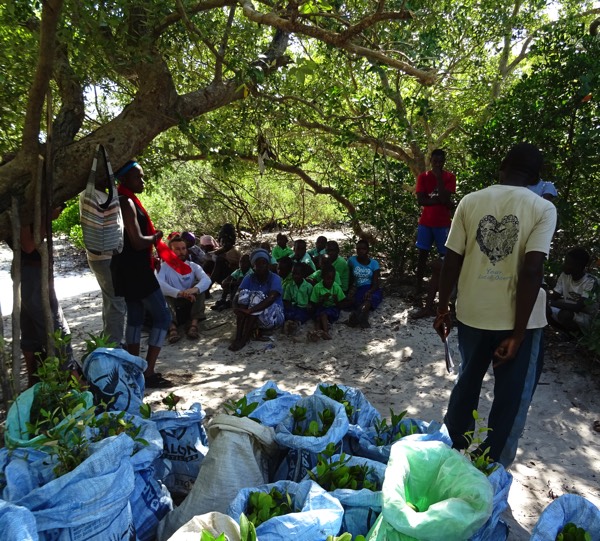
[281,273,294,291]
[272,245,295,261]
[283,279,313,308]
[331,256,349,292]
[230,268,253,280]
[309,269,341,286]
[310,281,346,308]
[308,247,327,258]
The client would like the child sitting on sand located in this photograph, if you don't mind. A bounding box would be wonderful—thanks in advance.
[272,233,295,261]
[346,239,383,328]
[308,235,327,268]
[308,266,345,340]
[212,253,252,312]
[278,256,294,291]
[283,263,313,335]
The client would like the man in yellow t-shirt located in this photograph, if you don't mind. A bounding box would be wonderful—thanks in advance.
[434,143,557,468]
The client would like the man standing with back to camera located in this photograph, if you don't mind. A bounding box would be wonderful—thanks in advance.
[434,143,557,468]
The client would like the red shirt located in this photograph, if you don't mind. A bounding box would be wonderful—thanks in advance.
[416,170,456,227]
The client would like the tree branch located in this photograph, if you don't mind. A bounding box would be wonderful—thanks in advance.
[239,0,436,85]
[22,0,63,155]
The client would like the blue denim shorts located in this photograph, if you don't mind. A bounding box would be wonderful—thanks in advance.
[416,224,450,254]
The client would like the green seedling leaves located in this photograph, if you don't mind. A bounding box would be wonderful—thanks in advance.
[308,446,380,492]
[556,522,592,541]
[246,487,297,528]
[373,409,418,446]
[461,410,499,476]
[223,396,260,420]
[318,384,355,419]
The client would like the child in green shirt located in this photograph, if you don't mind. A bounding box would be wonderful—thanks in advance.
[212,253,252,311]
[309,266,345,340]
[283,263,313,334]
[272,233,295,261]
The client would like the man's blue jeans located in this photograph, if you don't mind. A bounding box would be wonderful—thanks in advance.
[444,322,543,468]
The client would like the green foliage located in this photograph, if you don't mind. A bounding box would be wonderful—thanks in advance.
[239,513,258,541]
[81,332,118,364]
[465,19,600,259]
[52,198,85,250]
[245,487,297,528]
[200,532,226,541]
[308,442,380,492]
[318,384,354,419]
[290,404,335,437]
[373,409,419,446]
[161,392,181,411]
[20,332,147,477]
[264,387,278,401]
[462,410,498,476]
[579,283,600,357]
[556,522,592,541]
[223,396,260,420]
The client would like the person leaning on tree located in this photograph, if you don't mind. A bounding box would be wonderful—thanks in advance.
[433,142,557,468]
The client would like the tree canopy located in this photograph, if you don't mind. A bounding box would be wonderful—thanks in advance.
[0,0,598,264]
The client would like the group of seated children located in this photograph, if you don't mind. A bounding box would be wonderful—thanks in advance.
[226,235,383,351]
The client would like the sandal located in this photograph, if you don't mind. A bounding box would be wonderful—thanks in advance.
[187,324,199,339]
[168,328,181,344]
[145,373,172,389]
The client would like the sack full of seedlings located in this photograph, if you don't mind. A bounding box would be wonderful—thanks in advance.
[93,411,172,541]
[239,380,301,427]
[305,450,386,537]
[273,394,350,482]
[530,494,600,541]
[152,402,209,497]
[167,512,242,541]
[0,499,39,540]
[367,439,493,541]
[314,383,382,453]
[356,413,452,464]
[227,479,344,540]
[4,433,136,541]
[82,347,147,415]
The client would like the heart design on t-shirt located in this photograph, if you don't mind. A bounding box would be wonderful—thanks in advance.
[476,214,520,265]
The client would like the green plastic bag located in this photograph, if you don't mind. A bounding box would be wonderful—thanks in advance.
[367,440,493,541]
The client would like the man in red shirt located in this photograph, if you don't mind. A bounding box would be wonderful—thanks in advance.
[414,149,456,312]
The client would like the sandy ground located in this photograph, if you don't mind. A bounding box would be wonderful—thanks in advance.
[0,236,599,539]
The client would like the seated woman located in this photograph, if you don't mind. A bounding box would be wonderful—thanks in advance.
[346,239,383,328]
[229,248,285,351]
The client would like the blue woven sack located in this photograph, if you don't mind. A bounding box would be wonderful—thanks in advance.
[227,479,344,540]
[152,402,209,496]
[94,412,172,541]
[305,454,386,537]
[314,383,382,452]
[274,395,349,482]
[470,464,512,541]
[82,347,146,415]
[0,499,39,541]
[8,434,136,541]
[241,381,301,427]
[356,417,452,464]
[530,494,600,541]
